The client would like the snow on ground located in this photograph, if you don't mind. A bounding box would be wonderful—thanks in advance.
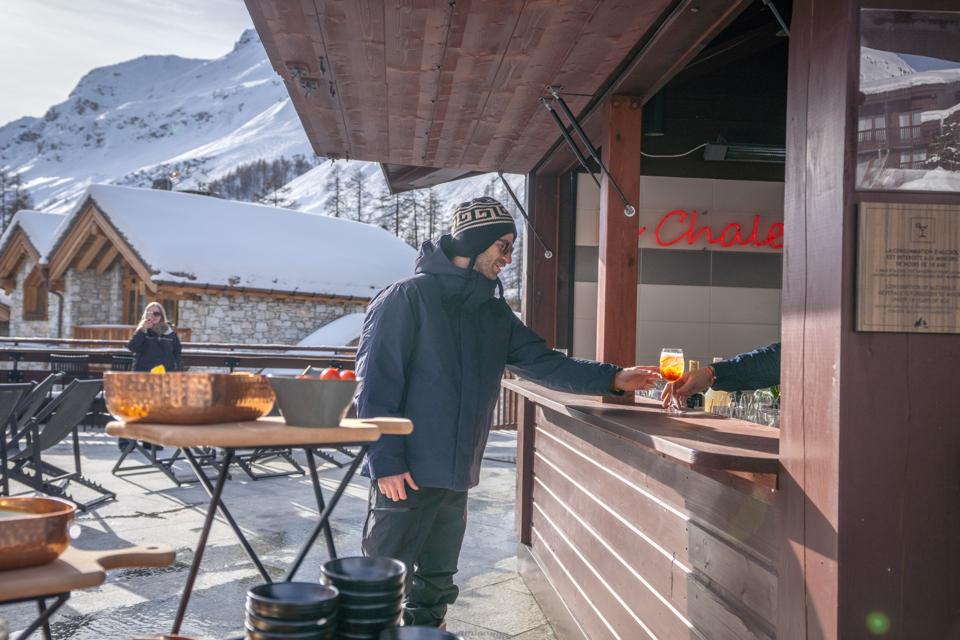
[52,184,416,297]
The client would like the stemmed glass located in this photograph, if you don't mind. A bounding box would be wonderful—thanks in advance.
[659,348,685,414]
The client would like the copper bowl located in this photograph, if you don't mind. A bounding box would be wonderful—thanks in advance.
[104,372,275,424]
[0,496,76,571]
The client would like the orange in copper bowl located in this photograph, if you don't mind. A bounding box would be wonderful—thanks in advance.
[0,496,76,571]
[104,372,275,424]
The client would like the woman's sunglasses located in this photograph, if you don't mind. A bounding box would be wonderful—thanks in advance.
[148,311,162,317]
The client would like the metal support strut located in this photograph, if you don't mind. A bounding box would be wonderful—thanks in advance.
[496,171,553,259]
[545,87,636,217]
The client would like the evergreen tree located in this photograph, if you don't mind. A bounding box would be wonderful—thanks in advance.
[324,163,345,217]
[925,111,960,172]
[345,167,372,222]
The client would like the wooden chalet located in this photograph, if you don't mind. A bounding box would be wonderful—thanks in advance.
[247,1,959,638]
[0,185,415,344]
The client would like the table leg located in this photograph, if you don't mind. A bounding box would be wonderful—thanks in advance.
[172,449,234,635]
[1,418,8,496]
[283,445,368,581]
[305,450,337,559]
[12,593,68,640]
[180,448,270,583]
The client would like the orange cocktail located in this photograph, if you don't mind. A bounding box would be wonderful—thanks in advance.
[659,348,685,383]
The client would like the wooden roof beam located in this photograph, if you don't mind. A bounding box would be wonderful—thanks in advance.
[75,235,108,272]
[94,246,119,275]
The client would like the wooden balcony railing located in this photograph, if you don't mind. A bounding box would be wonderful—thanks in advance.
[73,325,193,342]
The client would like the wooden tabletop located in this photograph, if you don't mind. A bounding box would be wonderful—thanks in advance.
[105,416,413,448]
[0,544,175,601]
[503,379,779,474]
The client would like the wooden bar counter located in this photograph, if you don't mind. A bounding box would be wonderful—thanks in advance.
[504,379,780,640]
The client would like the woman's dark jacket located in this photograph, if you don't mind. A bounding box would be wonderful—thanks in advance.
[355,237,621,491]
[127,327,183,372]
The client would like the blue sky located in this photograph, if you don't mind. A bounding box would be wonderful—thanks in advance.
[0,0,254,126]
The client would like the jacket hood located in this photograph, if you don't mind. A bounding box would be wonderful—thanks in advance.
[415,237,499,311]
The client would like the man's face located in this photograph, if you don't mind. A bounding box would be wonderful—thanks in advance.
[474,233,515,280]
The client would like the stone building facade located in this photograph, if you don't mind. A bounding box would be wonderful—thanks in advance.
[178,294,367,344]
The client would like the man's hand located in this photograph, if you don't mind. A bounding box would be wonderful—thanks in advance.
[377,472,420,501]
[661,367,713,408]
[613,366,661,392]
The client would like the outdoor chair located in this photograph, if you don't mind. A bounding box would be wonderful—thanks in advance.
[0,382,34,495]
[48,353,91,388]
[9,372,64,433]
[6,378,115,510]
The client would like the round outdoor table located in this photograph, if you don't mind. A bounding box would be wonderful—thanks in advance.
[105,416,413,635]
[0,545,175,640]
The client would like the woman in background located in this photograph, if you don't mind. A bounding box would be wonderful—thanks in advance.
[127,302,183,372]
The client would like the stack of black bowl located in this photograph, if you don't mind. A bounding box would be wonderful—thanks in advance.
[320,556,406,639]
[379,627,464,640]
[245,582,339,640]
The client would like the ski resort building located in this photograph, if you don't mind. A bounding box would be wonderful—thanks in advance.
[0,185,415,343]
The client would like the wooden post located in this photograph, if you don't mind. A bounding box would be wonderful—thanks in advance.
[597,96,641,374]
[780,0,960,637]
[522,173,560,346]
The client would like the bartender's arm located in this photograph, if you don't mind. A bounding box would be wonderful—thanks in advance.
[662,342,781,408]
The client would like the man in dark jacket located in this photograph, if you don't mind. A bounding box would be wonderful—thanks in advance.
[355,197,660,627]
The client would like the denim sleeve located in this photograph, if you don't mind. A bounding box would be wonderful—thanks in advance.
[354,285,418,479]
[710,342,781,391]
[504,314,621,395]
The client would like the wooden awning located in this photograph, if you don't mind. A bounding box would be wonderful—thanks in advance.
[245,0,739,180]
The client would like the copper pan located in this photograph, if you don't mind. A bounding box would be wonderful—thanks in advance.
[104,372,275,424]
[0,496,76,571]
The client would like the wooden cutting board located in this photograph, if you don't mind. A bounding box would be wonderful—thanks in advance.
[0,544,175,601]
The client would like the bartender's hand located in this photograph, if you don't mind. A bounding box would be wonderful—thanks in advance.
[661,367,713,408]
[378,472,419,501]
[613,366,661,392]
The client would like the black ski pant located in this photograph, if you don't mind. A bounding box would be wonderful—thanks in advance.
[361,482,468,626]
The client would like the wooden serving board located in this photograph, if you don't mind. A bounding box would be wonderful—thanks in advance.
[0,544,175,601]
[105,416,412,448]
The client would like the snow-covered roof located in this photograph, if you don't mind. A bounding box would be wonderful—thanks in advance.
[862,68,960,95]
[53,184,416,298]
[260,312,365,376]
[0,210,67,261]
[295,312,365,349]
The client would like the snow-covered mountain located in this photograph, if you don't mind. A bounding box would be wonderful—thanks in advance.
[860,47,915,82]
[0,28,524,224]
[0,29,313,212]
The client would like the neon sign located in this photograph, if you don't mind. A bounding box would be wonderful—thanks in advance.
[639,209,783,250]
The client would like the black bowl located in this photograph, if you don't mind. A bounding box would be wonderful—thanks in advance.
[338,613,402,635]
[246,582,339,621]
[244,622,337,640]
[245,608,336,633]
[379,627,464,640]
[335,585,404,607]
[338,598,403,620]
[321,557,406,592]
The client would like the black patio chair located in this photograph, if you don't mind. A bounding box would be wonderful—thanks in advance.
[48,353,91,389]
[0,382,34,495]
[6,379,115,510]
[9,372,64,435]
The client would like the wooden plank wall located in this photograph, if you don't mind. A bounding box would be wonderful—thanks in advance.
[526,406,778,639]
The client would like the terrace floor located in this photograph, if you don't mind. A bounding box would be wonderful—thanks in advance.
[2,430,555,640]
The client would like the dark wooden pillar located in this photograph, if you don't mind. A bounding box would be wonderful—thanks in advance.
[517,172,561,546]
[522,172,560,346]
[780,0,960,638]
[596,95,641,368]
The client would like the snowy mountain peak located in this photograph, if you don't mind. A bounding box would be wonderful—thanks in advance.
[860,47,915,82]
[0,29,312,212]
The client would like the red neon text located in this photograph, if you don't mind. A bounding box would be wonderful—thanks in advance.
[647,209,783,250]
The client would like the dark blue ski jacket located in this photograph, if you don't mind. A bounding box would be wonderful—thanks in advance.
[355,237,621,491]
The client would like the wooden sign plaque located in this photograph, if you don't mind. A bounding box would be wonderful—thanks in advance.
[857,202,960,333]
